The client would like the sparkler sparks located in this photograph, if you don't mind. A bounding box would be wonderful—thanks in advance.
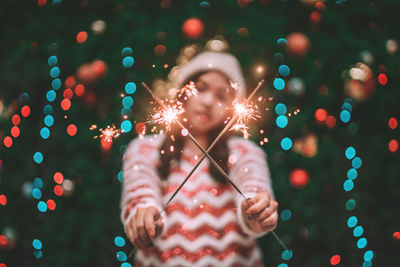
[230,99,261,136]
[91,124,121,142]
[148,82,198,131]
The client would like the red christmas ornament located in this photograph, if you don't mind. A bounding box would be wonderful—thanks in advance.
[289,168,310,188]
[286,32,310,58]
[182,18,204,39]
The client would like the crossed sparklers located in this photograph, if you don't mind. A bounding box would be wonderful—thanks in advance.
[128,80,288,258]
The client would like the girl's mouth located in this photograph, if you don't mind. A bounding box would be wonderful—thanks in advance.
[195,111,211,122]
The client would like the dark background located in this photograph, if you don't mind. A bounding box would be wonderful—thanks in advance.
[1,0,399,266]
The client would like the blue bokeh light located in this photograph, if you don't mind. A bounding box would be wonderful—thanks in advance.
[48,56,58,66]
[40,127,50,139]
[114,236,126,247]
[121,120,132,133]
[347,216,358,228]
[46,90,56,102]
[345,146,356,159]
[52,78,61,90]
[343,179,354,191]
[273,78,285,90]
[340,110,351,123]
[278,65,290,77]
[281,137,292,150]
[275,103,287,115]
[123,57,134,68]
[276,115,288,128]
[32,239,43,249]
[125,82,137,94]
[347,168,358,180]
[33,152,43,164]
[352,157,362,169]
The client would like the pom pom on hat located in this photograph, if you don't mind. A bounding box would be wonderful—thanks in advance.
[176,51,246,98]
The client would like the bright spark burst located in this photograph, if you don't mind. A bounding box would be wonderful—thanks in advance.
[149,82,198,131]
[91,124,121,142]
[230,99,261,137]
[177,81,198,99]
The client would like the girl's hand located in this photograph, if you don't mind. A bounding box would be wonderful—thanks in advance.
[125,206,164,249]
[241,192,278,233]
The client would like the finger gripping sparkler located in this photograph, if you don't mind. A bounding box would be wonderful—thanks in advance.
[128,80,288,259]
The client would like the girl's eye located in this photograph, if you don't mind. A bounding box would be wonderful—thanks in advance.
[216,93,226,101]
[196,85,206,92]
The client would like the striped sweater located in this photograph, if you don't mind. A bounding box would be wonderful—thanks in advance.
[120,133,274,267]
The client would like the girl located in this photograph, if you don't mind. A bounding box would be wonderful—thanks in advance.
[120,50,278,266]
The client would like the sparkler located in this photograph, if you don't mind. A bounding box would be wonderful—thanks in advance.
[147,82,198,131]
[91,124,121,142]
[128,80,288,258]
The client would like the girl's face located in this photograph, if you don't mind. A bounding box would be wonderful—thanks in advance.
[185,71,236,135]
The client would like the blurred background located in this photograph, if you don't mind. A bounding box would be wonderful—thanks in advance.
[0,0,399,266]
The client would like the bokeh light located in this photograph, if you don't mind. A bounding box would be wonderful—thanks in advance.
[33,152,43,164]
[61,99,71,110]
[276,115,288,128]
[53,172,64,184]
[330,255,341,265]
[122,57,134,68]
[353,225,364,237]
[345,146,356,159]
[388,117,397,129]
[114,236,125,247]
[116,251,127,262]
[67,124,77,136]
[21,105,31,117]
[121,120,132,133]
[347,216,358,228]
[37,201,47,212]
[76,31,88,43]
[315,108,327,122]
[125,82,137,94]
[273,78,285,90]
[345,199,356,211]
[3,136,12,148]
[32,239,42,250]
[388,139,398,153]
[281,137,292,150]
[357,237,367,249]
[47,199,56,210]
[275,103,287,115]
[343,179,354,191]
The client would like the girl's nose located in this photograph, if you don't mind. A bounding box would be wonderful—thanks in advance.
[201,91,214,106]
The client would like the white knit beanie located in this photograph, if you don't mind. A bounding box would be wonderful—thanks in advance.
[176,51,246,98]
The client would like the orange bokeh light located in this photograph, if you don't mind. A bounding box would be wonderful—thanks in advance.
[315,108,327,122]
[61,99,71,110]
[75,84,85,96]
[76,31,88,43]
[54,185,64,196]
[47,199,56,210]
[67,124,77,136]
[12,114,21,126]
[53,172,64,184]
[3,136,12,148]
[21,105,31,117]
[11,126,20,138]
[389,139,398,153]
[63,88,74,99]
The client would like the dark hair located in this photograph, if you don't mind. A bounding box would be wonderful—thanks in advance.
[157,71,233,183]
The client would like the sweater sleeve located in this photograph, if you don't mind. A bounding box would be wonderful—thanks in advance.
[120,135,164,232]
[228,137,275,238]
